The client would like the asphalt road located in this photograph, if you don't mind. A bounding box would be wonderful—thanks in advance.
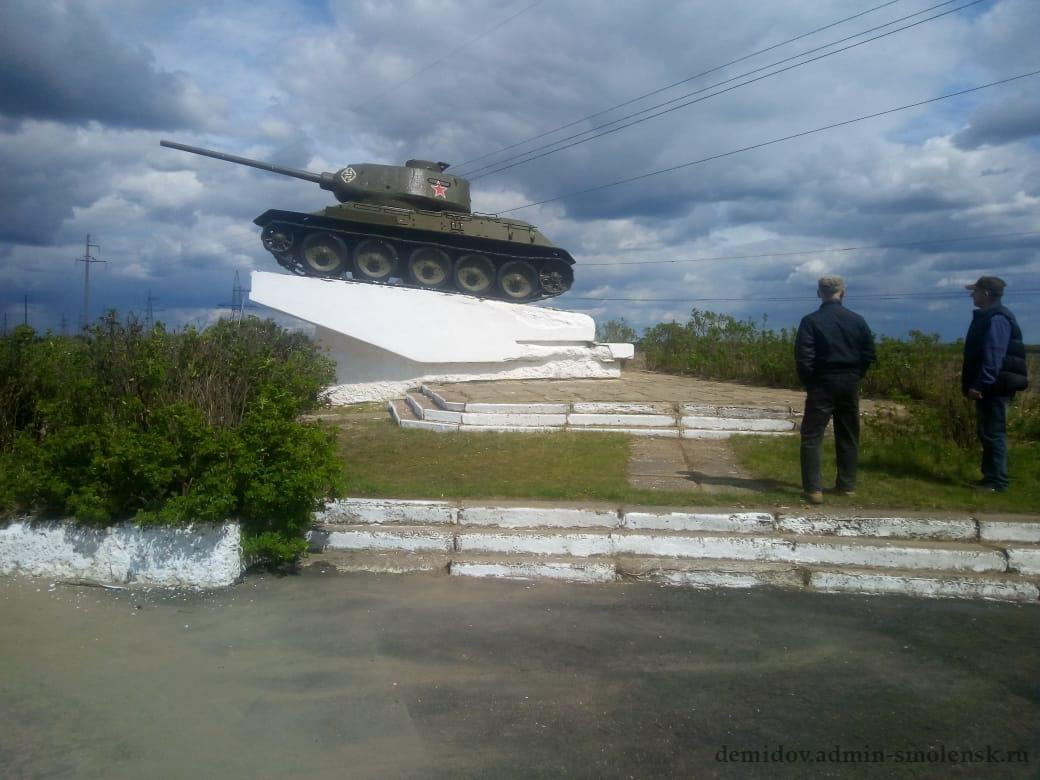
[1,567,1037,779]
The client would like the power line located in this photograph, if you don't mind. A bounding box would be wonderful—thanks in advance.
[565,289,1040,303]
[498,68,1040,214]
[364,0,543,108]
[464,0,984,180]
[581,231,1040,267]
[452,0,906,172]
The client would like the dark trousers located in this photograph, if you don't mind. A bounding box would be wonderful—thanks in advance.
[976,395,1011,489]
[800,373,860,494]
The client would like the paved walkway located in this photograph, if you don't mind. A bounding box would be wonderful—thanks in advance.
[430,371,822,495]
[628,437,788,494]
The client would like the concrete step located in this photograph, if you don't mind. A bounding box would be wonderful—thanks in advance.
[450,554,617,583]
[388,399,458,432]
[306,500,1040,602]
[317,522,1016,574]
[395,387,801,438]
[300,550,1040,603]
[320,524,455,553]
[317,499,1040,542]
[806,566,1040,602]
[306,549,451,574]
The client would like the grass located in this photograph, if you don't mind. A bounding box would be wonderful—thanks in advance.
[338,415,632,502]
[729,433,1040,513]
[332,411,1039,513]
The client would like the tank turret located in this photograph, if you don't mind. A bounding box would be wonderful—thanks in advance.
[159,140,574,301]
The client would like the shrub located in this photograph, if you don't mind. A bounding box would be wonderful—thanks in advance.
[0,315,342,566]
[595,318,638,343]
[636,308,1037,446]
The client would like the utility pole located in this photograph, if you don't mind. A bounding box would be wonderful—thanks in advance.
[220,271,254,322]
[76,234,105,328]
[145,290,160,327]
[23,295,28,326]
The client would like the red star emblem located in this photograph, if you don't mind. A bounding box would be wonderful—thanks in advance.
[430,182,447,198]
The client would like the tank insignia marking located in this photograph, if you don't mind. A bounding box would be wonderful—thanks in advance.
[340,167,357,183]
[430,182,448,198]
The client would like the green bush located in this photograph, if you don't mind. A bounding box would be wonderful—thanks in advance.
[638,308,1037,445]
[595,318,638,343]
[0,315,342,566]
[642,310,797,387]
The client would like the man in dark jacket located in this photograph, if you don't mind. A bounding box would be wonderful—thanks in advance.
[962,276,1029,492]
[795,276,876,504]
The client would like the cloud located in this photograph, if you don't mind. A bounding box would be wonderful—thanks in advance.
[1,0,1038,342]
[953,93,1040,150]
[0,0,211,129]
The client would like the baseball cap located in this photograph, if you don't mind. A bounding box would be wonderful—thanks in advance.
[965,276,1006,295]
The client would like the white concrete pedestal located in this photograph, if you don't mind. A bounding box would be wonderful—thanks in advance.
[249,272,633,403]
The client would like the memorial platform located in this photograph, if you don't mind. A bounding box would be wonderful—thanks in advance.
[384,371,844,437]
[249,271,632,403]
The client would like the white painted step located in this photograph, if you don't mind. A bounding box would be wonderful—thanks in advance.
[302,551,1038,604]
[389,399,458,432]
[450,554,616,583]
[809,567,1039,603]
[323,524,454,553]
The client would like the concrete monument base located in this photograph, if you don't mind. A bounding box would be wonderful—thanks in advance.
[249,272,632,403]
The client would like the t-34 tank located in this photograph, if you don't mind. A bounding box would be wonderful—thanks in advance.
[160,140,574,302]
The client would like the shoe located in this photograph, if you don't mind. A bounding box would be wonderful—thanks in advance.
[803,491,823,505]
[974,482,1007,493]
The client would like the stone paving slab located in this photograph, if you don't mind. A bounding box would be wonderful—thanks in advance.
[423,371,800,406]
[425,370,882,413]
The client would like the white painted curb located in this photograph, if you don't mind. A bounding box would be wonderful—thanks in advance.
[325,527,454,553]
[568,413,676,427]
[460,506,619,529]
[318,498,457,525]
[451,560,616,583]
[680,416,795,432]
[979,521,1040,543]
[1007,548,1040,575]
[785,540,1005,572]
[0,519,242,588]
[614,533,792,561]
[811,570,1040,602]
[777,515,976,541]
[624,511,774,533]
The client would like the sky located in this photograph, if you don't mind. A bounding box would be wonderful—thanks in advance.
[1,0,1038,341]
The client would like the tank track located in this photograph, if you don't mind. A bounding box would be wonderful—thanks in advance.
[254,209,575,302]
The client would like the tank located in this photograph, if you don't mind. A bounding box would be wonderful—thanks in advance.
[160,140,575,302]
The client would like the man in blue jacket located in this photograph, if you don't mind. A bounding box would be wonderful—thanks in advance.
[795,276,876,505]
[961,276,1029,492]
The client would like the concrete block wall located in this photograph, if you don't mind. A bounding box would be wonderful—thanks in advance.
[310,499,1040,603]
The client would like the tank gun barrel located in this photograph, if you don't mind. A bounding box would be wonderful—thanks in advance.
[160,139,323,185]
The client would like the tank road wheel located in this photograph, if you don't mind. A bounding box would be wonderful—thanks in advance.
[453,253,495,296]
[297,232,349,277]
[538,259,574,297]
[407,246,452,289]
[497,260,538,301]
[261,223,295,254]
[353,239,398,282]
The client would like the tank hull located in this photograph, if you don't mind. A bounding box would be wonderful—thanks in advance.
[254,205,575,302]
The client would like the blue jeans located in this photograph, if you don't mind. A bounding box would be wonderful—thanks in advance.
[976,395,1011,489]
